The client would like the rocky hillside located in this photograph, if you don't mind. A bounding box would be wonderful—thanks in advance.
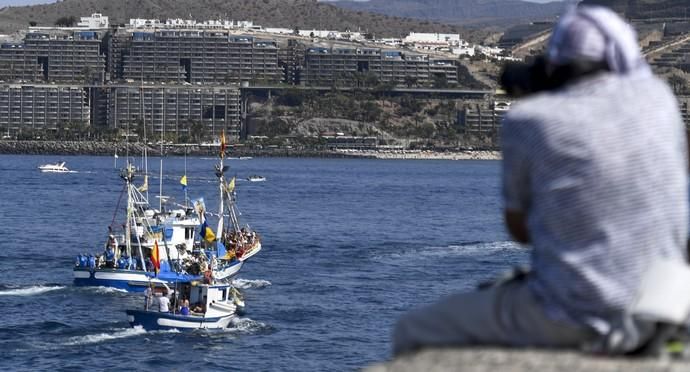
[329,0,566,28]
[0,0,479,39]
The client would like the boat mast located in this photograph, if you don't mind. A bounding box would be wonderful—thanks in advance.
[142,82,149,202]
[159,103,164,213]
[217,131,225,240]
[184,145,188,208]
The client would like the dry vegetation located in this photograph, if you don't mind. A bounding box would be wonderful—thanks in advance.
[0,0,485,40]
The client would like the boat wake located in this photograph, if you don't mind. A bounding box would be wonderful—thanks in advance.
[228,317,272,334]
[63,326,148,346]
[0,285,65,296]
[232,278,272,290]
[373,241,524,261]
[90,286,129,294]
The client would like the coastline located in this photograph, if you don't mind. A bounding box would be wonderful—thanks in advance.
[0,140,501,160]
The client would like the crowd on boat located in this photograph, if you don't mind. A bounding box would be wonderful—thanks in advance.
[222,228,259,260]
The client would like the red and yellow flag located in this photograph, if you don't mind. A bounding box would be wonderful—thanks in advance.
[152,240,161,273]
[220,130,227,159]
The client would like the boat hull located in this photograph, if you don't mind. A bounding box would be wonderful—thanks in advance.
[239,241,262,262]
[73,268,200,292]
[126,309,235,330]
[214,261,243,280]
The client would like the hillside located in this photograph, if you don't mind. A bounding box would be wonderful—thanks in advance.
[329,0,566,28]
[580,0,690,19]
[0,0,482,39]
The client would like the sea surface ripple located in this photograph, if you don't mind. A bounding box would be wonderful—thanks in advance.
[0,154,527,371]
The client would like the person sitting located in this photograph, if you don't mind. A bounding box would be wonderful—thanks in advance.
[180,299,190,316]
[192,296,207,314]
[88,254,96,270]
[393,5,689,356]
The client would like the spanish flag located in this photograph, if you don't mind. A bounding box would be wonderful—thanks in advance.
[152,240,161,273]
[200,221,216,243]
[226,177,236,194]
[220,130,227,159]
[180,175,188,191]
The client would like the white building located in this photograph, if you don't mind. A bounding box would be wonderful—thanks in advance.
[452,45,476,56]
[404,33,462,45]
[77,13,109,29]
[128,18,261,31]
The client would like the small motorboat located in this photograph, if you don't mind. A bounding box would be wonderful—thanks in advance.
[246,175,266,182]
[126,281,244,330]
[38,161,70,173]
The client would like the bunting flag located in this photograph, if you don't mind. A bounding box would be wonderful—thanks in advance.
[226,177,236,194]
[137,175,148,193]
[180,175,188,191]
[152,240,161,274]
[220,130,227,159]
[200,221,216,243]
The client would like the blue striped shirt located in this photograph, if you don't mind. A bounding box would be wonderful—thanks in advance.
[501,73,688,332]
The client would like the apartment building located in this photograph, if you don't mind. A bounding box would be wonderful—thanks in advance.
[105,84,241,139]
[301,46,458,87]
[457,100,510,138]
[0,84,90,136]
[0,31,106,84]
[110,29,282,85]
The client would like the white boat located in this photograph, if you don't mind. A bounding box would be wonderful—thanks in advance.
[195,132,262,280]
[73,165,207,292]
[126,281,244,330]
[38,161,69,173]
[246,175,266,182]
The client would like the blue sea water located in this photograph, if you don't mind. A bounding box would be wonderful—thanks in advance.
[0,154,528,371]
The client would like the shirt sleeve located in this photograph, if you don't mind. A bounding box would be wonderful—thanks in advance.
[501,113,532,212]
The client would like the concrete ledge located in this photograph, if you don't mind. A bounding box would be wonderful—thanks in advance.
[365,348,690,372]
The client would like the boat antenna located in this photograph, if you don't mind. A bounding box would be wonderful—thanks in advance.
[159,88,164,213]
[184,145,188,208]
[142,81,149,202]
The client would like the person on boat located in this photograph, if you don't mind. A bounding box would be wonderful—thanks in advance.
[104,238,116,268]
[393,5,688,356]
[203,269,213,284]
[192,296,207,314]
[157,291,170,313]
[180,299,190,316]
[88,254,96,270]
[144,283,153,311]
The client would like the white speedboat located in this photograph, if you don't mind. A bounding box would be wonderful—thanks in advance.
[246,175,266,182]
[38,161,69,173]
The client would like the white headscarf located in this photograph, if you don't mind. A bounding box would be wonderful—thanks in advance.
[546,5,650,76]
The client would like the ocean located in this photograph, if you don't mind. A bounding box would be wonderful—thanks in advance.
[0,155,528,371]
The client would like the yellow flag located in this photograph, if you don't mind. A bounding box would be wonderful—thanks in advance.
[226,177,236,194]
[180,175,187,187]
[220,130,227,159]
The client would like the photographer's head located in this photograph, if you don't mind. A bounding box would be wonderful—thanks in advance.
[501,5,649,98]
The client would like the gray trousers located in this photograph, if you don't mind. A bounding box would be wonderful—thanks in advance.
[393,278,595,356]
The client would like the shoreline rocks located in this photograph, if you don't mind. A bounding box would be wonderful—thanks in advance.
[0,140,501,160]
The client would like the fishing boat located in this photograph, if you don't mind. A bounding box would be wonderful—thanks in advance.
[246,175,266,182]
[126,280,244,330]
[201,132,262,280]
[38,161,70,173]
[73,165,206,291]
